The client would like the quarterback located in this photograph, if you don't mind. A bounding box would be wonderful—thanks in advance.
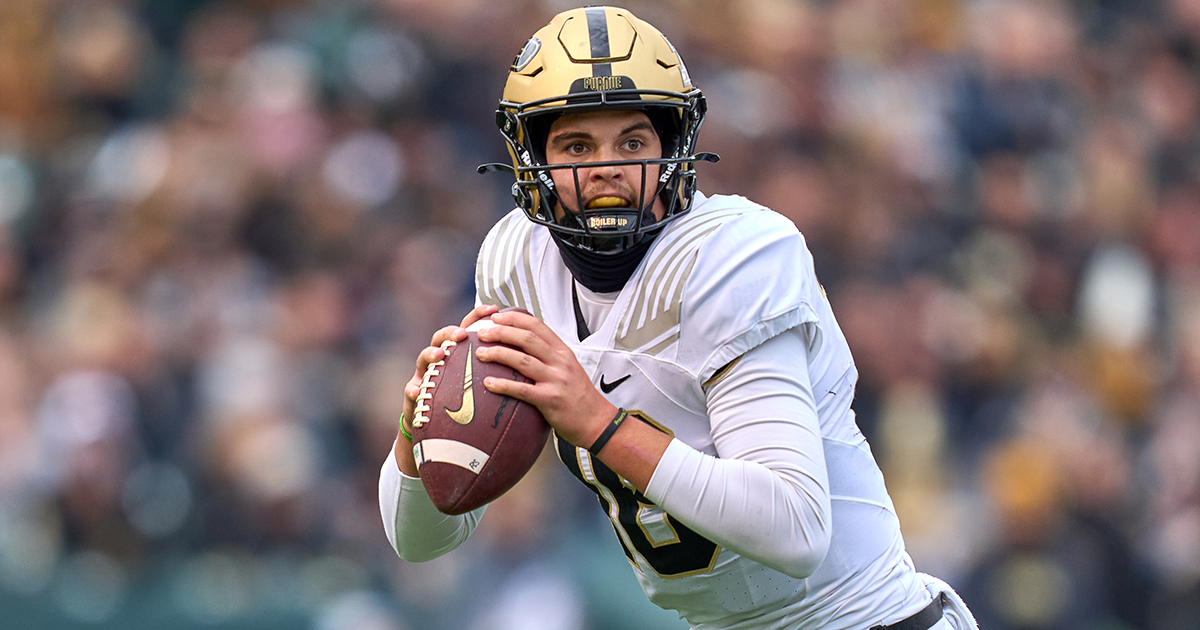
[379,7,977,630]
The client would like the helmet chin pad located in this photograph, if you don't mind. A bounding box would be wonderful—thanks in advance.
[556,201,659,253]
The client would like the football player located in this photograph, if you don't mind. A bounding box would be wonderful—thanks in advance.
[380,7,978,629]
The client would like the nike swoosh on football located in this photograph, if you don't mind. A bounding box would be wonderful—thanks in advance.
[599,374,631,393]
[446,342,474,425]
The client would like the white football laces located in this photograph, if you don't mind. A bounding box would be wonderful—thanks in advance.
[411,339,456,428]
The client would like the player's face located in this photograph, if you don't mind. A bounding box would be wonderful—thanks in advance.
[544,110,666,222]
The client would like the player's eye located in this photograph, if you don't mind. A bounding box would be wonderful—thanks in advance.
[566,142,588,155]
[623,138,644,152]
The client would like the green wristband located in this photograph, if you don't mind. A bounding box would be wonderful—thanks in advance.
[399,412,413,441]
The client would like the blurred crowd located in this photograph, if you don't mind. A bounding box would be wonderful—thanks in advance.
[0,0,1198,628]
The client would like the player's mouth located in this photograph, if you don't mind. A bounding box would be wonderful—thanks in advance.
[586,195,634,209]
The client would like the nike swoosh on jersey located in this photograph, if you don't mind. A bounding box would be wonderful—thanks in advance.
[446,342,474,425]
[599,374,631,393]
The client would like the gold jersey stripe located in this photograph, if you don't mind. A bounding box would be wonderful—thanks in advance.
[519,223,542,319]
[476,219,508,306]
[702,355,743,390]
[625,208,741,333]
[616,208,743,353]
[617,254,697,352]
[495,219,522,308]
[478,216,542,318]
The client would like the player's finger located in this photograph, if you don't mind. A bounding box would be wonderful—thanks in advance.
[481,372,538,403]
[476,323,555,362]
[482,311,569,366]
[478,309,559,348]
[405,365,429,402]
[412,343,441,384]
[404,373,422,402]
[430,324,468,348]
[408,343,450,393]
[488,308,551,336]
[459,304,499,328]
[474,343,547,381]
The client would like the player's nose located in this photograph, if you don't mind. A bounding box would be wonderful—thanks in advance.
[582,150,625,181]
[583,162,623,182]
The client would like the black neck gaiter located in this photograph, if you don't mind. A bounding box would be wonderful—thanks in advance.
[550,231,657,293]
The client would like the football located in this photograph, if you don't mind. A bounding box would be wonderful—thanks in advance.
[411,309,550,515]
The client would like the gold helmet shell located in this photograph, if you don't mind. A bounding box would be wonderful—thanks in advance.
[502,6,693,108]
[492,6,711,253]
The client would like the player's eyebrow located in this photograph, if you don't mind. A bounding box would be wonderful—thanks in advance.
[549,130,594,145]
[618,121,655,137]
[549,121,655,145]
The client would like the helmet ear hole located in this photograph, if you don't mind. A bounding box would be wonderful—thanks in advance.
[644,108,683,158]
[511,182,535,212]
[525,112,559,165]
[496,110,517,136]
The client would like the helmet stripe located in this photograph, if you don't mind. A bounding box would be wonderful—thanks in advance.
[585,6,612,77]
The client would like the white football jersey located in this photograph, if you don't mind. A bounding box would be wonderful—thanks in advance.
[474,192,929,628]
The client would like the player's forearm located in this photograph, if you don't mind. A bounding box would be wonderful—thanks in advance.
[646,437,831,578]
[645,328,833,578]
[379,444,483,562]
[394,426,420,477]
[591,413,674,492]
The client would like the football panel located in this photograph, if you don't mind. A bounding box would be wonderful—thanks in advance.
[451,398,551,513]
[413,438,491,514]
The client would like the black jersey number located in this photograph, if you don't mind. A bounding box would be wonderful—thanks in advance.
[555,428,720,578]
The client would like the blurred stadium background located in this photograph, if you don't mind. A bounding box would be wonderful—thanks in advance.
[1,0,1199,628]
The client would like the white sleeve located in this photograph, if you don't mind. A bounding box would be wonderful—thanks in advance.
[643,325,832,578]
[378,443,485,562]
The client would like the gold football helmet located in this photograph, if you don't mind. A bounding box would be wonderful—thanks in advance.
[483,6,715,253]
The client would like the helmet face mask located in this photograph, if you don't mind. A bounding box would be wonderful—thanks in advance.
[493,6,710,254]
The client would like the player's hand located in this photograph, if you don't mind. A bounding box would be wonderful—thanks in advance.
[474,308,617,448]
[403,305,501,425]
[395,305,500,475]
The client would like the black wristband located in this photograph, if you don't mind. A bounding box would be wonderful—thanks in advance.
[588,408,628,457]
